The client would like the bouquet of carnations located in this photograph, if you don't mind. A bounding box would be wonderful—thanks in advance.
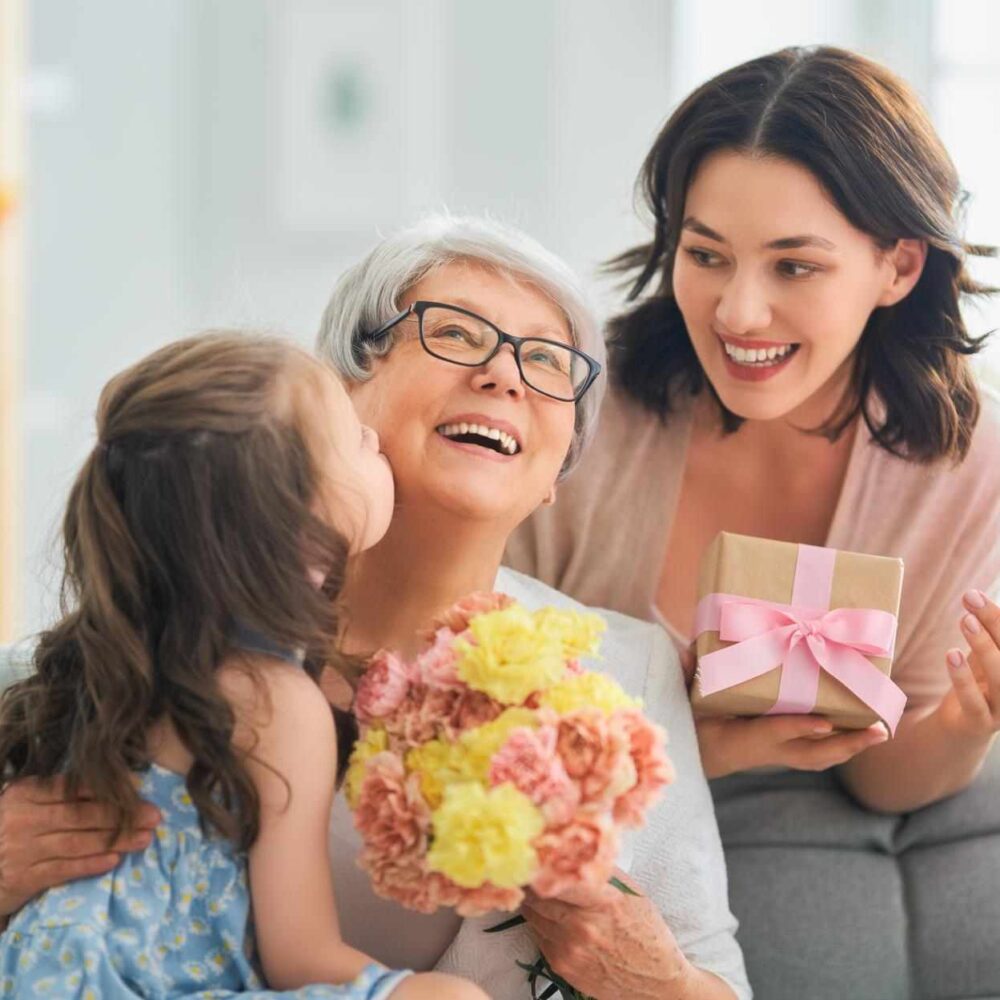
[346,593,674,995]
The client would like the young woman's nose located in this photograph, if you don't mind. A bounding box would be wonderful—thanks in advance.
[470,344,526,399]
[715,269,773,335]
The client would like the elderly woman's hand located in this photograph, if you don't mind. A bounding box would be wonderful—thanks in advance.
[0,776,159,919]
[520,869,734,1000]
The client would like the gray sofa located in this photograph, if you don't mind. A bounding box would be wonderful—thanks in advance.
[3,643,998,999]
[713,748,1000,1000]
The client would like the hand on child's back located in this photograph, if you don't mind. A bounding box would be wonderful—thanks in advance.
[0,776,161,918]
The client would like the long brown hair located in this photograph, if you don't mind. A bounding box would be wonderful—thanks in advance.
[608,45,995,462]
[0,332,357,849]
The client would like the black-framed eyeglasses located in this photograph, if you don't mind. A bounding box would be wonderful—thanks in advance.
[363,300,602,403]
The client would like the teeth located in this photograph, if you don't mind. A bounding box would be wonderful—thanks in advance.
[723,341,795,366]
[437,422,519,455]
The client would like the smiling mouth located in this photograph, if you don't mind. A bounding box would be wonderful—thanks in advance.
[721,339,800,367]
[436,422,521,456]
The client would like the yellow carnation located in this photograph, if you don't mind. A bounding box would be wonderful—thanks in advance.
[427,783,544,889]
[407,708,538,807]
[533,607,606,661]
[538,672,640,716]
[344,726,388,808]
[455,605,566,704]
[459,707,539,778]
[406,739,474,808]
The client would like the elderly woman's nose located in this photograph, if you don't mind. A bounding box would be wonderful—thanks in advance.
[471,345,525,398]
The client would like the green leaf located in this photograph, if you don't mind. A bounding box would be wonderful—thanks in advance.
[609,875,641,896]
[484,913,527,933]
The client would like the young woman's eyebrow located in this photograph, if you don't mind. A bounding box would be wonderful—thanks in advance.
[766,234,837,251]
[681,217,836,252]
[681,217,726,242]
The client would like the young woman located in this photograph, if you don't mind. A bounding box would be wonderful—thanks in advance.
[0,332,485,1000]
[508,46,1000,813]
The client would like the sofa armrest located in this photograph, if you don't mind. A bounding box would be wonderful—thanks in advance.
[0,642,34,691]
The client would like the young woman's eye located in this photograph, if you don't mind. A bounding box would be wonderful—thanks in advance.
[777,260,821,279]
[682,247,724,268]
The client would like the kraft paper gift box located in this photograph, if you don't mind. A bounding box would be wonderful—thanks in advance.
[691,532,907,734]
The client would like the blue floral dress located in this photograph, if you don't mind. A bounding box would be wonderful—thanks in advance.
[0,764,412,999]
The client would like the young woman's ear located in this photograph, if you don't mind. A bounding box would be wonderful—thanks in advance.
[542,486,557,506]
[878,238,928,307]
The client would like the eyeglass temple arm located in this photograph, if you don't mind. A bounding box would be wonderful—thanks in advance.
[364,304,414,342]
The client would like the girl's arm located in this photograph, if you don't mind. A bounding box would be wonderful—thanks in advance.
[221,658,371,991]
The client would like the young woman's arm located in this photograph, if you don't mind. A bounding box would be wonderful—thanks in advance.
[221,659,371,990]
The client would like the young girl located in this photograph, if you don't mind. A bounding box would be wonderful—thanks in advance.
[0,332,486,1000]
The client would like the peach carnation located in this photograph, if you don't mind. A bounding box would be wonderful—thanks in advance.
[613,709,674,828]
[556,709,637,809]
[363,852,464,914]
[422,591,516,637]
[489,724,580,825]
[455,882,526,917]
[355,649,417,723]
[531,815,619,899]
[353,753,431,863]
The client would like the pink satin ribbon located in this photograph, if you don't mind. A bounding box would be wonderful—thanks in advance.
[694,544,906,735]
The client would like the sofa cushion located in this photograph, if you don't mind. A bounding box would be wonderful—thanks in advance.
[712,747,1000,1000]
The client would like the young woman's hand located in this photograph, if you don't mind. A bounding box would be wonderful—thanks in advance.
[694,714,888,779]
[0,776,159,917]
[934,590,1000,742]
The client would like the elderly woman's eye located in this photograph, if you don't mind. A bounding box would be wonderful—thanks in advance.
[525,346,570,373]
[430,324,481,345]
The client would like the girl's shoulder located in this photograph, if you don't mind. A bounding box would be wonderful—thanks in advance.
[216,654,333,754]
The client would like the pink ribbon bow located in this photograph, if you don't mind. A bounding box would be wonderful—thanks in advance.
[694,544,906,735]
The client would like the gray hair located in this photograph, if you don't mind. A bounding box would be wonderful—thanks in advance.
[315,213,606,476]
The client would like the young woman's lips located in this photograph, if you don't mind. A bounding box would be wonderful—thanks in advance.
[717,334,800,383]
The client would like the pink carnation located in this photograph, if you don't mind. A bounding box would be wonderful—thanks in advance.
[355,649,417,723]
[414,627,463,690]
[385,685,450,744]
[613,710,675,828]
[556,710,637,809]
[420,591,515,639]
[449,688,505,734]
[353,753,430,863]
[388,685,503,744]
[531,815,619,899]
[489,725,580,824]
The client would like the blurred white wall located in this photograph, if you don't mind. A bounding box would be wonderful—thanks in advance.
[10,0,1000,636]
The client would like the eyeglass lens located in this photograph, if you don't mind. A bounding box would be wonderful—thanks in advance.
[419,306,587,400]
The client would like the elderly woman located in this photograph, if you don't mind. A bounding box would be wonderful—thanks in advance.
[0,216,749,1000]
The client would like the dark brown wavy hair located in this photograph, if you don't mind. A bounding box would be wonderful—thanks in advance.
[608,45,995,462]
[0,332,359,849]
